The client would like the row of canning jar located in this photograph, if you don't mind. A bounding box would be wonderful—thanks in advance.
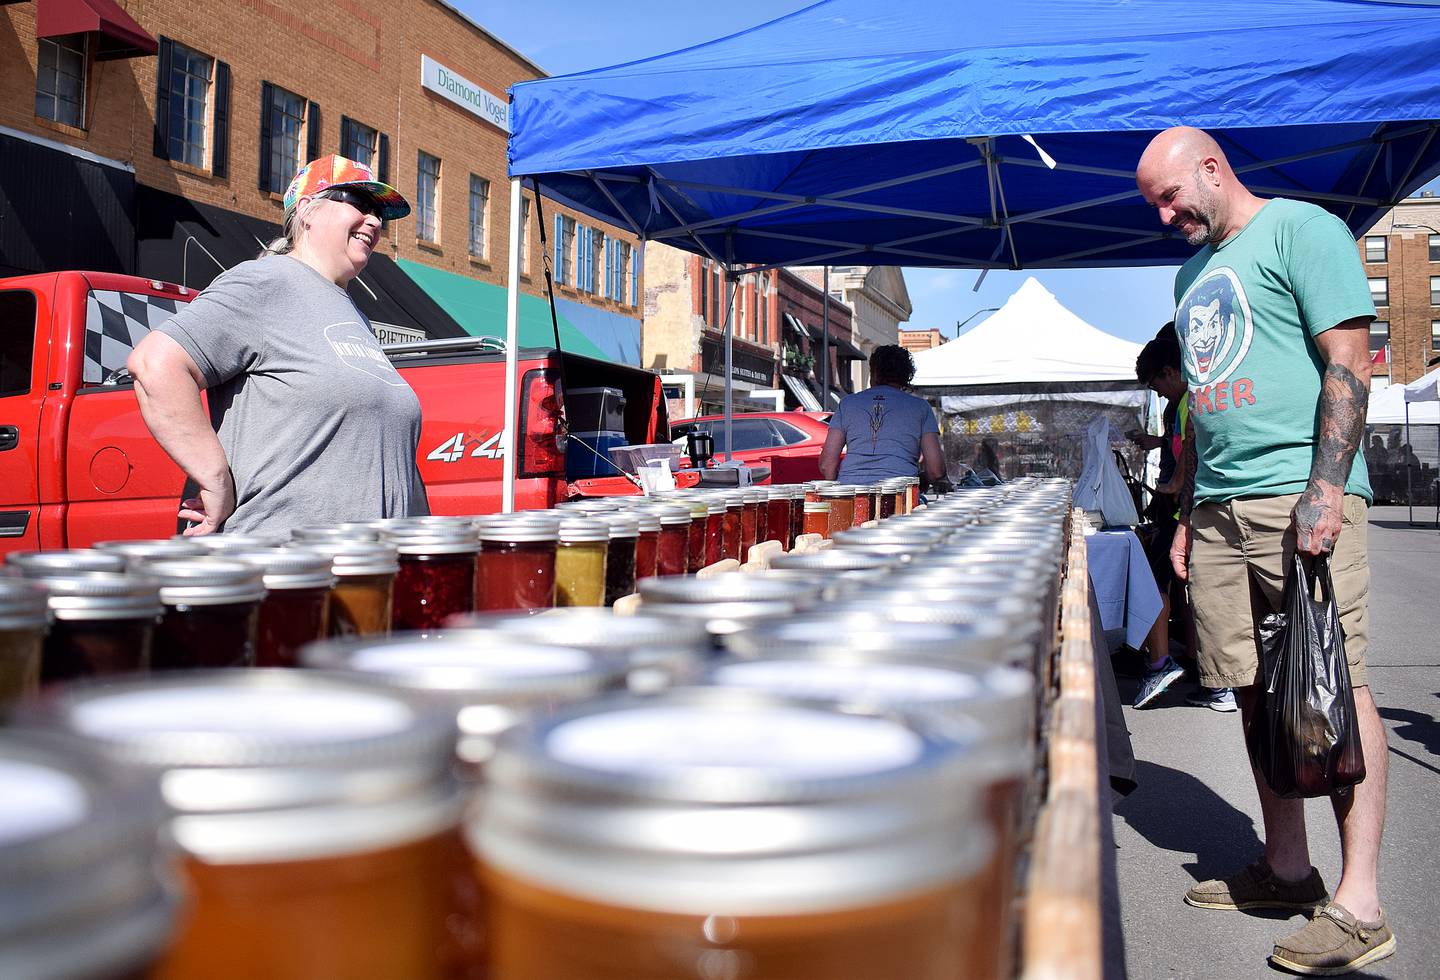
[0,478,1072,980]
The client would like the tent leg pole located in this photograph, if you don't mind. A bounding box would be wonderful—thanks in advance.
[502,178,523,514]
[1406,405,1414,527]
[724,274,736,463]
[822,266,830,402]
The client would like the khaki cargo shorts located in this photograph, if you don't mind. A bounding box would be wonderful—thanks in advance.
[1188,493,1370,690]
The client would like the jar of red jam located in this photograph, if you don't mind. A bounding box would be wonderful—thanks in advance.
[5,549,127,577]
[140,558,267,671]
[95,539,206,565]
[853,487,874,526]
[678,498,709,574]
[785,486,805,543]
[765,489,792,549]
[703,498,727,568]
[382,527,480,632]
[739,490,763,557]
[307,540,400,637]
[32,572,163,683]
[0,579,49,715]
[631,510,662,581]
[601,514,641,607]
[650,505,692,577]
[803,501,832,539]
[228,548,336,668]
[475,518,560,612]
[722,493,745,562]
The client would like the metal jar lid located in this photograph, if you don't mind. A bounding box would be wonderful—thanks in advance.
[473,688,991,915]
[819,485,859,499]
[291,524,383,543]
[183,532,290,552]
[629,509,663,533]
[802,500,832,513]
[32,573,163,623]
[381,527,482,557]
[642,600,800,638]
[137,558,268,607]
[556,518,611,544]
[93,539,206,564]
[723,492,746,509]
[824,599,1034,666]
[649,504,695,527]
[725,611,998,663]
[741,489,768,505]
[225,548,337,592]
[638,572,822,607]
[0,578,50,631]
[5,549,128,577]
[599,514,640,540]
[24,671,462,863]
[304,539,401,577]
[769,550,897,572]
[704,497,729,516]
[0,730,176,980]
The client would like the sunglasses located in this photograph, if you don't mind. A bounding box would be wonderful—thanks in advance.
[322,188,383,219]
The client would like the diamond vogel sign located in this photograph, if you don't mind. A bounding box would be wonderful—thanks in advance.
[420,55,509,133]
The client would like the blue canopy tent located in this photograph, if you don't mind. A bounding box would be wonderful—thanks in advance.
[492,0,1440,508]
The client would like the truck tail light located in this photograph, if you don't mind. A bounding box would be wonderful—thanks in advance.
[518,367,565,479]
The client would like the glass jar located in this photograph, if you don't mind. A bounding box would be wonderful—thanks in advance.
[632,510,662,582]
[307,540,400,637]
[32,572,163,684]
[0,731,177,980]
[749,489,769,544]
[5,549,126,577]
[475,519,559,612]
[601,514,640,607]
[473,689,993,980]
[31,671,476,980]
[0,579,49,715]
[904,478,921,513]
[820,486,856,532]
[555,519,609,607]
[140,559,267,671]
[637,574,823,644]
[803,480,835,503]
[184,533,291,552]
[303,633,630,767]
[445,609,711,696]
[802,501,831,538]
[765,490,792,549]
[877,487,897,519]
[788,488,806,544]
[290,524,383,543]
[227,548,336,668]
[94,539,207,565]
[722,494,745,562]
[703,499,726,568]
[382,528,480,632]
[852,487,873,525]
[738,491,761,557]
[653,506,692,578]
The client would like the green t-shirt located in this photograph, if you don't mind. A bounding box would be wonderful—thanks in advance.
[1172,199,1375,504]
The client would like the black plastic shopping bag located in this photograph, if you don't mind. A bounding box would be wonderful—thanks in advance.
[1246,554,1366,799]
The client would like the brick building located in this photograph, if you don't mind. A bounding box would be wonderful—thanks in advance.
[641,244,854,417]
[1358,194,1440,387]
[899,327,946,352]
[791,265,911,390]
[0,0,641,359]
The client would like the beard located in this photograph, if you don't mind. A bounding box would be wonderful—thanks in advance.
[1182,175,1221,245]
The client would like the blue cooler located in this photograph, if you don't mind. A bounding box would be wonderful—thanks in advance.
[566,429,628,478]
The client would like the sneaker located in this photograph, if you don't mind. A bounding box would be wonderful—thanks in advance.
[1186,687,1238,712]
[1270,902,1396,975]
[1133,656,1185,708]
[1184,858,1329,912]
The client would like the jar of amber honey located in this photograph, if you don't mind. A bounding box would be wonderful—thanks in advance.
[555,519,609,607]
[6,549,126,577]
[819,486,856,533]
[32,572,163,684]
[32,671,475,980]
[307,540,400,637]
[0,730,177,980]
[0,579,49,715]
[139,559,266,671]
[473,688,993,980]
[382,527,480,632]
[802,500,832,538]
[475,518,559,612]
[227,548,335,668]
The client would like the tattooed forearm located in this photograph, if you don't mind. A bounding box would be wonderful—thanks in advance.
[1308,363,1368,492]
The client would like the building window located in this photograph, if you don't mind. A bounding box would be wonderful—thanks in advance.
[35,34,87,128]
[1432,276,1440,307]
[1368,277,1388,307]
[759,280,769,345]
[415,152,441,242]
[611,240,631,303]
[341,117,378,168]
[1368,320,1388,353]
[264,85,305,193]
[699,261,709,322]
[1430,234,1440,263]
[585,228,603,293]
[166,43,213,168]
[553,216,575,286]
[1364,236,1386,263]
[630,247,639,308]
[468,175,489,258]
[1432,319,1440,350]
[519,198,530,275]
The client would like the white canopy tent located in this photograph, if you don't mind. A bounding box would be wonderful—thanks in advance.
[1367,370,1440,522]
[1367,378,1440,426]
[912,277,1143,387]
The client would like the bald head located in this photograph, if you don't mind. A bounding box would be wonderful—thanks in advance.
[1137,126,1258,247]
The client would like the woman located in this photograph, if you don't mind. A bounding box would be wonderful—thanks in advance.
[128,155,430,535]
[818,344,947,486]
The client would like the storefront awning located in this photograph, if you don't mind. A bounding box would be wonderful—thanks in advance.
[36,0,158,60]
[782,313,807,342]
[781,374,822,412]
[804,321,864,360]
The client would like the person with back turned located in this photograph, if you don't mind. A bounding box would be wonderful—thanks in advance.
[818,344,947,489]
[1136,126,1392,975]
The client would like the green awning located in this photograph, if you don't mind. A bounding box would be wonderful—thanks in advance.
[397,258,608,360]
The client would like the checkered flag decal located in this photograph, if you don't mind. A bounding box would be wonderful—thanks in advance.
[83,291,181,385]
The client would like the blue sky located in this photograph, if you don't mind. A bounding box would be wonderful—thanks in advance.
[467,0,1440,346]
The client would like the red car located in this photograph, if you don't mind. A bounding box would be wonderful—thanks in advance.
[670,412,831,483]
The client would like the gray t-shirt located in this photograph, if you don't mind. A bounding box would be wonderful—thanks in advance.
[831,384,939,484]
[159,255,429,534]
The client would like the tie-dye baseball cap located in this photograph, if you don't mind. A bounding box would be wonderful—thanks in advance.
[283,155,410,221]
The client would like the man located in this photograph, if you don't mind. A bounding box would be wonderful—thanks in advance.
[1136,127,1392,975]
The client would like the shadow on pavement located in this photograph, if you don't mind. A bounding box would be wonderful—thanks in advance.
[1367,518,1440,531]
[1115,759,1264,885]
[1378,702,1440,759]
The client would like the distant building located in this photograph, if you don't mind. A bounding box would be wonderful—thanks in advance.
[791,266,912,389]
[1358,194,1440,386]
[899,328,947,352]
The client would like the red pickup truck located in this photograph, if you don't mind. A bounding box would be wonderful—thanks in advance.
[0,271,671,553]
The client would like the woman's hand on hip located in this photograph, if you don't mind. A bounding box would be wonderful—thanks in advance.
[179,472,236,535]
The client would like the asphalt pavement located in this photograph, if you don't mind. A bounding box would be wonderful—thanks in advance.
[1110,506,1440,979]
